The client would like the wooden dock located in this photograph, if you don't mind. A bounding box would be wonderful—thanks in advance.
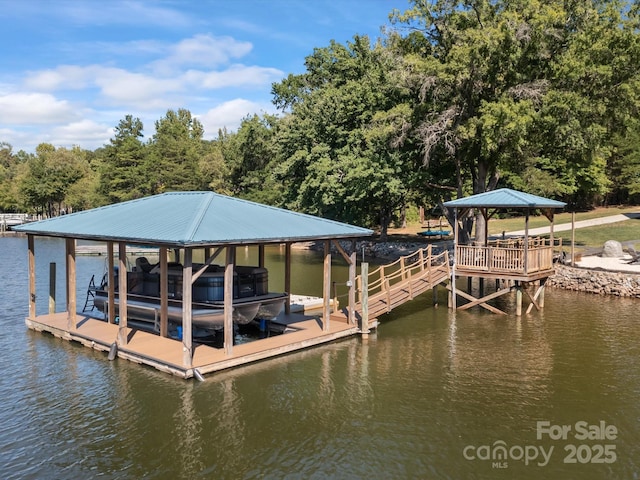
[27,310,358,379]
[26,245,450,379]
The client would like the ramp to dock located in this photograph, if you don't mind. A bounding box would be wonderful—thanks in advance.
[355,246,450,320]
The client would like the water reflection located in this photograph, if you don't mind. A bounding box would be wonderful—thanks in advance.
[3,236,640,479]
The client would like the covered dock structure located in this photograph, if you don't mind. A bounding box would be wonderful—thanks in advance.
[443,188,566,315]
[15,191,374,379]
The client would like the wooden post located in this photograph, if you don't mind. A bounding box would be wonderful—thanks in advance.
[451,209,458,310]
[28,235,36,319]
[49,262,56,314]
[524,209,530,274]
[117,242,128,345]
[348,243,356,325]
[258,244,265,269]
[433,285,439,306]
[182,248,194,366]
[360,262,369,334]
[516,281,523,317]
[66,238,76,330]
[539,278,546,308]
[107,242,115,324]
[159,246,168,337]
[284,242,291,314]
[323,240,331,331]
[224,246,235,356]
[571,211,576,267]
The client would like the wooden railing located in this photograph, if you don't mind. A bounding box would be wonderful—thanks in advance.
[456,237,561,274]
[355,245,450,302]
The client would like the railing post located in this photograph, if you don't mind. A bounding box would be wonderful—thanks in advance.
[385,279,391,312]
[360,263,369,334]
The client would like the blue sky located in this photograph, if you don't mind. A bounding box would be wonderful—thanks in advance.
[0,0,409,153]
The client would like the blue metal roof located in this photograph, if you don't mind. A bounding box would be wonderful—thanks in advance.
[442,188,566,209]
[14,191,374,245]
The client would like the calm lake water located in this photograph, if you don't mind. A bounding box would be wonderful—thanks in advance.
[0,236,639,479]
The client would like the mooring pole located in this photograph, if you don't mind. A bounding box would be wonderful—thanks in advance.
[361,262,369,334]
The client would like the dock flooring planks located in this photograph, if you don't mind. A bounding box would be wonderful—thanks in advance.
[26,310,359,379]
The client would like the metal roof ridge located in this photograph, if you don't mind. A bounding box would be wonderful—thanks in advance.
[184,191,216,241]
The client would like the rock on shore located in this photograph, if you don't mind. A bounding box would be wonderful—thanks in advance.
[548,264,640,298]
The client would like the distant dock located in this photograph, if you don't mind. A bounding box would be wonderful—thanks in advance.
[76,243,160,256]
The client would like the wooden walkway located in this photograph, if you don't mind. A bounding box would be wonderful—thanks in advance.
[355,246,451,320]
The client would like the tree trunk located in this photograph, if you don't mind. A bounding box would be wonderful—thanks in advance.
[379,208,391,242]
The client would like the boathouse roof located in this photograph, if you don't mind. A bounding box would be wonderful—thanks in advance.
[14,191,373,246]
[442,188,566,209]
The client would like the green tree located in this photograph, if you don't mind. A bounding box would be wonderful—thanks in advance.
[0,142,24,211]
[272,36,415,238]
[19,144,88,216]
[390,0,640,240]
[222,114,284,204]
[147,108,207,193]
[99,115,148,202]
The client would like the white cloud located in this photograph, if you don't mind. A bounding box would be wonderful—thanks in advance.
[49,119,114,149]
[149,34,253,74]
[25,65,99,91]
[188,65,284,89]
[23,60,283,111]
[0,93,78,124]
[94,68,185,110]
[198,99,277,137]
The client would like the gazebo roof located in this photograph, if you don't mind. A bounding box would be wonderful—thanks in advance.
[14,191,373,246]
[442,188,566,209]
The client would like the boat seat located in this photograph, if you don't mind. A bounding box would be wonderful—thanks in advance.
[136,256,154,273]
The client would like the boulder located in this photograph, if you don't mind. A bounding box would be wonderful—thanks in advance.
[602,240,624,258]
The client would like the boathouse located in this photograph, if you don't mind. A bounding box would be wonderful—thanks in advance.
[15,191,376,379]
[443,188,566,315]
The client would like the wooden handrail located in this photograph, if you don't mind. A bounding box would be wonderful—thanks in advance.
[354,245,449,303]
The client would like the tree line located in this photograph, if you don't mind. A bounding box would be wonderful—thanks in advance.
[2,1,640,239]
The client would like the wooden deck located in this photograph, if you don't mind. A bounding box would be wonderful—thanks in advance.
[26,310,358,379]
[454,237,557,281]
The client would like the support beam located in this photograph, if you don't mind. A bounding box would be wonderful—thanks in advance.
[332,239,357,325]
[284,242,291,314]
[182,248,193,366]
[451,209,458,310]
[107,242,115,324]
[28,235,35,319]
[348,243,356,325]
[516,282,523,317]
[66,238,76,330]
[525,280,547,314]
[159,246,168,337]
[224,246,235,356]
[450,285,511,315]
[117,242,128,345]
[258,244,265,269]
[323,240,331,331]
